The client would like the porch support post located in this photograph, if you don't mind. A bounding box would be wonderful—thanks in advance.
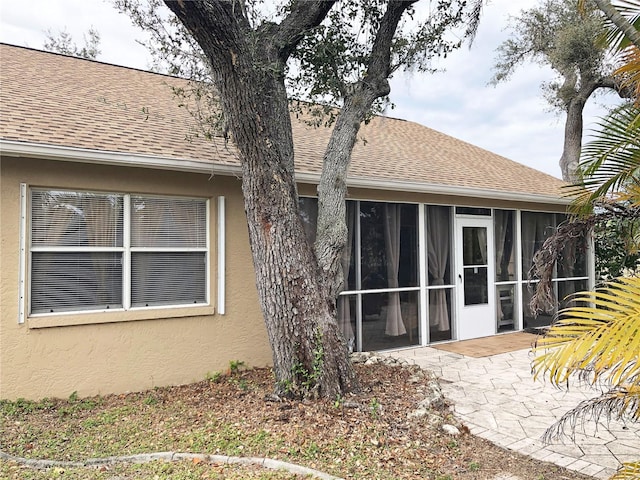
[418,203,428,345]
[515,210,523,331]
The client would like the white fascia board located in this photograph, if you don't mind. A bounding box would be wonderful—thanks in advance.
[2,140,568,206]
[0,140,242,176]
[296,173,572,206]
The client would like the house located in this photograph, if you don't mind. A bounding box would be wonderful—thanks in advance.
[0,44,593,400]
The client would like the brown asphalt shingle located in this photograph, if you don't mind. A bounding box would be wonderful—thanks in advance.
[1,43,567,197]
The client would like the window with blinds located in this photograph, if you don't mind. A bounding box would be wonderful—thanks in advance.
[30,189,208,315]
[130,196,207,307]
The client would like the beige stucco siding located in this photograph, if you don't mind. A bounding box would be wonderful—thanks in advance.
[1,156,569,401]
[0,156,271,400]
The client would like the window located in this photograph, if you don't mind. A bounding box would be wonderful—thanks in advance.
[455,207,491,216]
[494,210,517,332]
[426,205,453,342]
[297,199,593,348]
[30,189,208,315]
[299,197,420,352]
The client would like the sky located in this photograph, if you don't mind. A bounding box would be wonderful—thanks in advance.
[0,0,621,180]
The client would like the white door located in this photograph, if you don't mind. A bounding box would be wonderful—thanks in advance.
[455,216,495,340]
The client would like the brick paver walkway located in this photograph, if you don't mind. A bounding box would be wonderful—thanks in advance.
[386,346,639,479]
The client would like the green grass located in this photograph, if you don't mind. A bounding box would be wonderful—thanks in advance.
[0,459,308,479]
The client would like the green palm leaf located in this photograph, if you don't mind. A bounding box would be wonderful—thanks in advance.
[567,104,640,216]
[533,277,640,388]
[600,0,640,50]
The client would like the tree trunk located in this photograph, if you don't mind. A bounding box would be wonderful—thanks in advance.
[215,36,356,400]
[164,0,355,399]
[235,74,356,398]
[559,96,585,182]
[558,76,629,182]
[164,0,417,398]
[314,1,413,296]
[315,96,378,297]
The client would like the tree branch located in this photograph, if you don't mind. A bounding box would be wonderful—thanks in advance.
[596,74,636,99]
[364,0,418,94]
[314,1,419,295]
[163,1,249,65]
[268,0,337,61]
[529,203,640,313]
[165,1,336,78]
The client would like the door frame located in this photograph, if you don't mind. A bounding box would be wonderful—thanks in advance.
[454,214,496,340]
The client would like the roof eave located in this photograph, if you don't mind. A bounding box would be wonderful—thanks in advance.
[0,139,243,177]
[1,140,569,205]
[296,173,570,206]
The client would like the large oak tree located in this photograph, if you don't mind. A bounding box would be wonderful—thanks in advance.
[115,0,470,398]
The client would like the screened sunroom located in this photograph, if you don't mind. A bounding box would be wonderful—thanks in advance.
[300,198,592,352]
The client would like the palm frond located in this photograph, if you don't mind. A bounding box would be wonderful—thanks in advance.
[614,45,640,103]
[611,461,640,480]
[580,105,640,177]
[541,385,640,444]
[569,104,640,216]
[533,277,640,388]
[597,0,640,50]
[618,182,640,208]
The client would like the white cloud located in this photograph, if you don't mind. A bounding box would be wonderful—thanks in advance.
[0,0,149,68]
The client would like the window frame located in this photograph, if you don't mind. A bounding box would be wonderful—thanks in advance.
[518,210,590,328]
[28,188,210,318]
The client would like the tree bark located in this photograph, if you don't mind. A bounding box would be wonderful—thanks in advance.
[315,1,417,297]
[164,0,420,398]
[164,0,357,398]
[559,76,632,182]
[560,95,585,182]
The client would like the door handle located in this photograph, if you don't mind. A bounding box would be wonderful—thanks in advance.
[458,274,462,282]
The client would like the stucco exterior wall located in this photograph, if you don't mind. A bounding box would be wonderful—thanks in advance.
[1,156,570,401]
[0,156,271,400]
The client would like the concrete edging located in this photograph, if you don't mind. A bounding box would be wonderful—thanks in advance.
[0,451,344,480]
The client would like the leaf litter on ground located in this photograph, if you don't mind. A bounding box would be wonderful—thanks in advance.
[0,362,595,479]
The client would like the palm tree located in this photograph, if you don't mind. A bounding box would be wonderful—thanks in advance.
[531,4,639,479]
[531,108,639,480]
[597,0,640,114]
[594,0,640,49]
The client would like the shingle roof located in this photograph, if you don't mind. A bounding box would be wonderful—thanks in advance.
[1,43,567,198]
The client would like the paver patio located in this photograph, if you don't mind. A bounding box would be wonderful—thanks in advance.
[386,344,639,479]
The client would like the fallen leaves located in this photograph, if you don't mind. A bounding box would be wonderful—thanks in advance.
[0,363,595,480]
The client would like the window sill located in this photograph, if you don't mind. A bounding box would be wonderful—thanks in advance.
[27,305,216,329]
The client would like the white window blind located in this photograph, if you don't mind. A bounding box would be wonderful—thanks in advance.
[130,196,207,307]
[31,191,123,248]
[130,196,206,248]
[30,189,208,315]
[30,191,124,314]
[131,252,206,307]
[31,252,123,313]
